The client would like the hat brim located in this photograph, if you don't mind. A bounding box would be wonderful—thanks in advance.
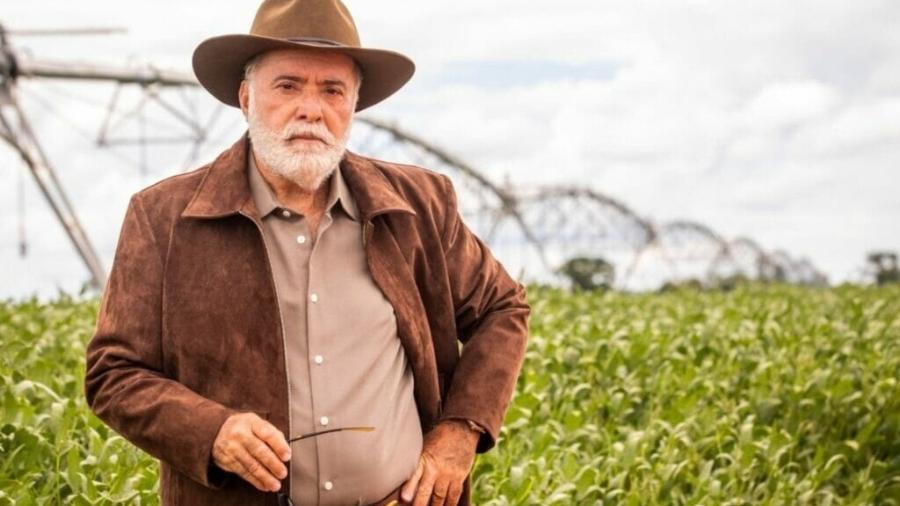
[192,34,415,111]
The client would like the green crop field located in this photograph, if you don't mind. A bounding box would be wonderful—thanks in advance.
[1,283,898,505]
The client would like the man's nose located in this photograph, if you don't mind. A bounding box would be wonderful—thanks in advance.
[292,94,324,122]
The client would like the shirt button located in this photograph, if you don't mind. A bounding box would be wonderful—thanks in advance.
[310,293,319,303]
[296,234,307,244]
[314,355,324,365]
[323,481,333,491]
[282,209,291,218]
[320,416,329,426]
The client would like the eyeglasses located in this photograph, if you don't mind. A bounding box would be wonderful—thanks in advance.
[277,426,375,506]
[286,425,374,443]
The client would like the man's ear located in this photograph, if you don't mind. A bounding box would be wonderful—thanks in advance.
[238,80,250,118]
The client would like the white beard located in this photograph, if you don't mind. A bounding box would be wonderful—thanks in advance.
[246,100,352,192]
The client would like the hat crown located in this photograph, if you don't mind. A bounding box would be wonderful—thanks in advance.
[250,0,361,48]
[192,0,414,111]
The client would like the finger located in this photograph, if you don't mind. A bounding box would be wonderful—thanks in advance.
[235,448,280,492]
[231,453,270,492]
[412,463,437,506]
[252,417,292,462]
[246,437,288,480]
[445,481,463,506]
[232,443,282,492]
[401,458,424,503]
[431,479,450,506]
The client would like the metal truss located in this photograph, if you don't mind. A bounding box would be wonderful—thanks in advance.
[2,22,828,292]
[2,23,229,290]
[349,119,828,289]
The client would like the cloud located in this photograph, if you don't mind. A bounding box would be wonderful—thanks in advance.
[740,81,841,130]
[795,98,900,156]
[1,0,899,298]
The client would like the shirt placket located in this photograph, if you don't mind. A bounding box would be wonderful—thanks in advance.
[306,210,337,502]
[271,210,318,506]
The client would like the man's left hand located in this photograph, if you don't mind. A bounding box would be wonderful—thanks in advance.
[400,419,480,506]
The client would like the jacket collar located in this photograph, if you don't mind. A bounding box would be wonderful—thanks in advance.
[181,132,416,221]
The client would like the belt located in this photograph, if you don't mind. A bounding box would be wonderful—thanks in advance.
[278,483,405,506]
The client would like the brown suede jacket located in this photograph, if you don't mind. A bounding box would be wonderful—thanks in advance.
[84,133,531,505]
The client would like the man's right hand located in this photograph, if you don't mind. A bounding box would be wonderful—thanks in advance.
[211,412,292,492]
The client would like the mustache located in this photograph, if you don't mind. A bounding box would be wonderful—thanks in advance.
[281,124,337,146]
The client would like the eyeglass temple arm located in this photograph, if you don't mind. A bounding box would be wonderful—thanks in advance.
[286,426,375,443]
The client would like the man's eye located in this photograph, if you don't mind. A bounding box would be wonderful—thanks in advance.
[278,83,295,90]
[326,88,343,96]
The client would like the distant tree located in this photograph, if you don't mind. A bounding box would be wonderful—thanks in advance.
[712,273,751,291]
[658,274,749,293]
[759,263,787,282]
[658,278,703,293]
[867,251,899,285]
[557,256,615,291]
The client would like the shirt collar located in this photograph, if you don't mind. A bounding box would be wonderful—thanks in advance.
[247,147,360,222]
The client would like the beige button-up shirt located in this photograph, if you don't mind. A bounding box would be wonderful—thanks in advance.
[247,152,422,505]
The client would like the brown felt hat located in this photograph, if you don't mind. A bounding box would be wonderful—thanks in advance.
[192,0,415,111]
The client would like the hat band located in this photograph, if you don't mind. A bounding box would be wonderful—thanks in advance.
[285,36,347,47]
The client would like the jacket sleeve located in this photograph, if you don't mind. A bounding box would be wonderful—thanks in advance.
[435,175,531,453]
[84,193,240,488]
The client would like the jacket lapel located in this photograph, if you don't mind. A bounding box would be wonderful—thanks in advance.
[180,134,253,219]
[341,152,441,425]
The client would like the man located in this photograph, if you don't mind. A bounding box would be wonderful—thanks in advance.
[84,1,530,505]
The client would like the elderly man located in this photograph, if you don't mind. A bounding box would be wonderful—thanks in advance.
[84,1,529,505]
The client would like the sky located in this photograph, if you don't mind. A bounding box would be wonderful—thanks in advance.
[1,0,899,300]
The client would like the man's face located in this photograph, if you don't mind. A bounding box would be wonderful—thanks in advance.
[238,47,359,190]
